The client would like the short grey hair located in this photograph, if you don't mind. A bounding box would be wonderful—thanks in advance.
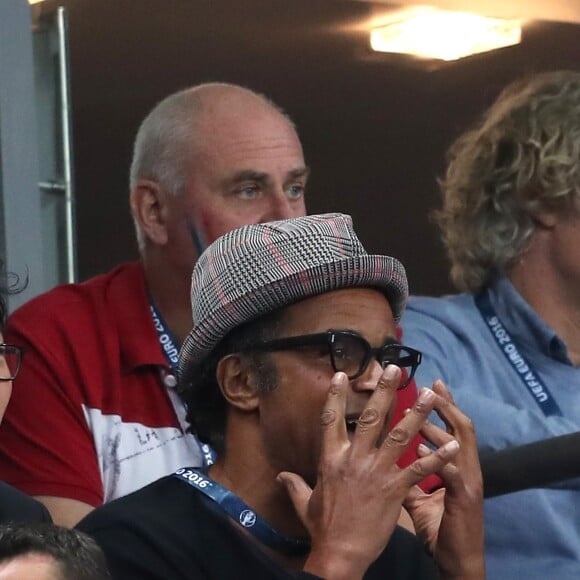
[130,88,201,198]
[129,83,295,250]
[129,86,202,250]
[435,70,580,292]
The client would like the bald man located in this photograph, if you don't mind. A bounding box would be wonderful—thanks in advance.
[0,84,309,526]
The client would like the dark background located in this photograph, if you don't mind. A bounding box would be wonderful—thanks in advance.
[39,0,580,296]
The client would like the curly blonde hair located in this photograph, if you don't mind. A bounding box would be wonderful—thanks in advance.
[436,70,580,292]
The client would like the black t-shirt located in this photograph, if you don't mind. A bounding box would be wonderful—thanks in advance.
[0,481,52,524]
[77,476,437,580]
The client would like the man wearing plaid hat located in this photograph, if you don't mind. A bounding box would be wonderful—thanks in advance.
[78,213,484,579]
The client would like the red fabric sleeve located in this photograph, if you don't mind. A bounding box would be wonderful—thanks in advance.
[394,326,442,493]
[0,302,104,507]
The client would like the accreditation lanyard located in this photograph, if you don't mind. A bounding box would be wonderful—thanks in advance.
[149,300,217,469]
[149,300,180,372]
[475,291,562,417]
[173,467,311,556]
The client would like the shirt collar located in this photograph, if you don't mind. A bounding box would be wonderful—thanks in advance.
[488,276,571,363]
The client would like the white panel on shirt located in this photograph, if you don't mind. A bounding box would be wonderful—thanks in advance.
[82,405,203,502]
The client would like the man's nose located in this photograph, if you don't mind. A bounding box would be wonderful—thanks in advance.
[263,190,305,221]
[351,359,384,393]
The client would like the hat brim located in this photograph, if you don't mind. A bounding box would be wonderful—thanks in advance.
[178,254,407,386]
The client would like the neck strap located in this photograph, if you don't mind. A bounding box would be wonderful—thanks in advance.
[173,467,310,556]
[149,299,180,371]
[475,291,562,417]
[150,299,217,469]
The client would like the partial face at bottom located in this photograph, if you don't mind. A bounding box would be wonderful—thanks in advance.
[0,553,63,580]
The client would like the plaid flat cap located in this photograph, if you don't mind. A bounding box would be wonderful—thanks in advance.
[178,213,408,384]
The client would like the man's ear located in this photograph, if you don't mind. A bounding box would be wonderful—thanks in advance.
[130,180,169,245]
[531,206,559,229]
[216,354,261,412]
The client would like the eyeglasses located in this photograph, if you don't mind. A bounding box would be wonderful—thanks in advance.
[0,344,23,381]
[239,330,421,389]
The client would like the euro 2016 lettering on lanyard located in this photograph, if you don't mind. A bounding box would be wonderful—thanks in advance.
[149,299,217,468]
[173,467,310,556]
[149,301,180,371]
[475,292,562,417]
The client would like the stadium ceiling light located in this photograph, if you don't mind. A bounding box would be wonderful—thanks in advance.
[370,7,522,61]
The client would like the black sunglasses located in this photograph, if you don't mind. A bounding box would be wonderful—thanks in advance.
[239,330,421,389]
[0,343,23,381]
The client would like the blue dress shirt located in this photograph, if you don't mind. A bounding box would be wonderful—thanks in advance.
[403,277,580,579]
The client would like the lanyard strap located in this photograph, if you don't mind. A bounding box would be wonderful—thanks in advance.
[474,292,562,417]
[149,300,217,468]
[173,467,310,556]
[149,301,180,371]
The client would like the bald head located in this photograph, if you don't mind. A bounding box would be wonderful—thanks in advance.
[129,83,303,250]
[129,83,296,196]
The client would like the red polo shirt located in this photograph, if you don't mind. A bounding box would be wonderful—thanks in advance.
[0,262,201,506]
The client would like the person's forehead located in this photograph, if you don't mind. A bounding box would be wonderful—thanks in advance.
[194,103,302,160]
[0,553,61,579]
[281,288,396,337]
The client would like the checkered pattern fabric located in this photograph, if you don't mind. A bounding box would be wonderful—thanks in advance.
[178,213,408,383]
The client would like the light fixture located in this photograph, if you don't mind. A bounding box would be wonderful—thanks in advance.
[370,7,522,61]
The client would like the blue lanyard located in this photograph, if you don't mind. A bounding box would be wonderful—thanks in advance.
[173,467,310,556]
[150,300,217,468]
[475,291,562,417]
[149,300,180,371]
